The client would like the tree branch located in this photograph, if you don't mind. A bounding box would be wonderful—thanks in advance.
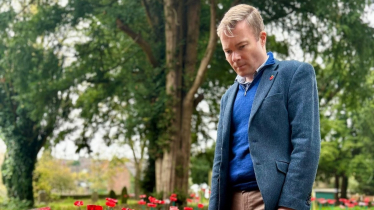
[184,0,217,106]
[193,93,204,109]
[128,138,139,166]
[116,18,158,68]
[184,0,201,88]
[141,0,157,33]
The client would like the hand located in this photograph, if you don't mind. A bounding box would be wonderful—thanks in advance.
[278,207,294,210]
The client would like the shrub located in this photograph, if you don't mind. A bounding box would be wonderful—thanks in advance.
[121,186,128,204]
[108,189,117,199]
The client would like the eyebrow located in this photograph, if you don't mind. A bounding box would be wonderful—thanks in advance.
[235,41,248,47]
[223,41,248,51]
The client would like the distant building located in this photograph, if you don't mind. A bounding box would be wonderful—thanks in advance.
[60,157,134,195]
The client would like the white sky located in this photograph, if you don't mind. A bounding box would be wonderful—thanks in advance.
[0,2,373,160]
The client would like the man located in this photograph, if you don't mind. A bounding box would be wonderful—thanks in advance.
[209,4,320,210]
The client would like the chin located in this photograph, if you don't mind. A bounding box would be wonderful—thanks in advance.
[238,72,251,77]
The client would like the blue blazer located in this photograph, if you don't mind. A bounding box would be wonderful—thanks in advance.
[209,59,321,210]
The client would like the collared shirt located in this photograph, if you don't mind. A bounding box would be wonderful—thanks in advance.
[235,54,269,96]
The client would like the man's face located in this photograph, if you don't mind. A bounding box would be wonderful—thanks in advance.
[220,21,267,81]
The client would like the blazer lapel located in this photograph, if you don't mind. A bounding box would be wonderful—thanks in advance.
[249,63,279,125]
[222,82,238,143]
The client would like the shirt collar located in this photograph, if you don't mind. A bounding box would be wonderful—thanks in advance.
[235,52,275,84]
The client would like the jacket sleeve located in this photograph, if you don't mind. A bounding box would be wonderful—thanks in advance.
[209,94,226,210]
[277,62,321,210]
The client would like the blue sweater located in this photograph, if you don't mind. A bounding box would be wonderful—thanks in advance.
[229,71,263,191]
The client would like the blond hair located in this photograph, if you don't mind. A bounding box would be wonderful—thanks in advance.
[217,4,264,40]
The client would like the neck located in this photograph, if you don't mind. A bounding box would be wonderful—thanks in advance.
[245,52,268,82]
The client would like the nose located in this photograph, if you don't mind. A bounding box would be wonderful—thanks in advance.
[231,51,241,62]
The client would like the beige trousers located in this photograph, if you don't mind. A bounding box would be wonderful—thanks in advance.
[230,190,265,210]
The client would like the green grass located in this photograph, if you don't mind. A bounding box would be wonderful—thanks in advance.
[35,198,133,210]
[6,199,371,210]
[34,198,209,210]
[312,204,374,210]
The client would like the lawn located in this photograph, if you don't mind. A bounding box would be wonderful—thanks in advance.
[311,203,374,210]
[34,198,209,210]
[32,199,374,210]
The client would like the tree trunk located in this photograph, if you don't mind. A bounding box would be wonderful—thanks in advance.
[155,0,216,197]
[134,164,142,197]
[1,136,41,207]
[157,0,183,196]
[335,174,340,202]
[341,175,348,198]
[128,137,145,198]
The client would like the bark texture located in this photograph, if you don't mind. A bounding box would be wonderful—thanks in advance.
[119,0,217,197]
[155,0,217,196]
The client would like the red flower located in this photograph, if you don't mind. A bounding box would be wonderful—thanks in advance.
[139,194,147,198]
[190,193,195,198]
[347,203,355,208]
[198,203,204,208]
[87,205,95,210]
[87,205,103,210]
[327,199,336,205]
[74,200,84,206]
[339,198,348,203]
[170,196,178,202]
[158,200,165,204]
[147,203,157,207]
[186,198,193,203]
[105,201,116,207]
[37,207,51,210]
[121,208,134,210]
[311,197,316,201]
[170,207,179,210]
[171,193,177,197]
[149,196,156,203]
[106,197,118,203]
[184,207,193,210]
[138,200,146,205]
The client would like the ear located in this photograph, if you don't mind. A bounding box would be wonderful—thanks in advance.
[259,31,267,47]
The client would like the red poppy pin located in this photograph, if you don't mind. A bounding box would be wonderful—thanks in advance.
[269,75,274,80]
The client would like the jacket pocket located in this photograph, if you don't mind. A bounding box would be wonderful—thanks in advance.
[276,161,289,174]
[263,93,283,103]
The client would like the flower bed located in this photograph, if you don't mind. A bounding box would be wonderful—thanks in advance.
[34,193,208,210]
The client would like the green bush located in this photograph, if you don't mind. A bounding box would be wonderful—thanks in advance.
[0,198,32,210]
[108,189,117,200]
[121,186,128,204]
